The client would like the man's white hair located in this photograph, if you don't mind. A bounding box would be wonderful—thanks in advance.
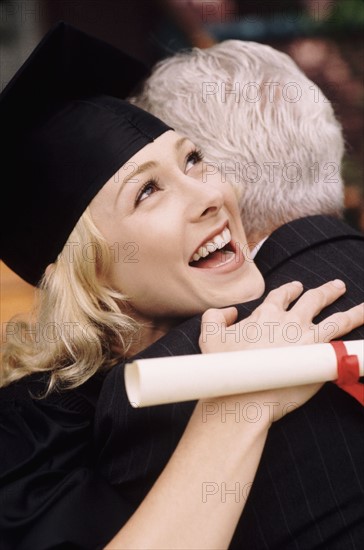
[132,40,345,241]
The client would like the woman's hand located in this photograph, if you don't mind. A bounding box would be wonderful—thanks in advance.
[199,280,364,354]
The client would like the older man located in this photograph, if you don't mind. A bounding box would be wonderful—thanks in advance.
[96,42,364,549]
[133,40,345,249]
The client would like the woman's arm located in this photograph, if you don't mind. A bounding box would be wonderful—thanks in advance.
[105,391,271,549]
[105,281,363,549]
[105,382,320,550]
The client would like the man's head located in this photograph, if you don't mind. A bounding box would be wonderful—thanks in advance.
[133,40,345,244]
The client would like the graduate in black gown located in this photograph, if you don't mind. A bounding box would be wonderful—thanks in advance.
[1,24,363,550]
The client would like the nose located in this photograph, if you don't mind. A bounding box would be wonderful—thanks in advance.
[182,177,225,222]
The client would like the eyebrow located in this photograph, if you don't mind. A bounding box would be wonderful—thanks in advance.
[119,136,190,191]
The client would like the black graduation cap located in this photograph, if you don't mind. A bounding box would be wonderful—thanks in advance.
[0,22,170,285]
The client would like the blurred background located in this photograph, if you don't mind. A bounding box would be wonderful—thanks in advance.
[1,0,363,323]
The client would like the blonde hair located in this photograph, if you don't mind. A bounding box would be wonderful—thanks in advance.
[133,40,345,239]
[1,209,140,393]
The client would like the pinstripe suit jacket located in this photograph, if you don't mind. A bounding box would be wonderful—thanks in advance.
[95,215,364,549]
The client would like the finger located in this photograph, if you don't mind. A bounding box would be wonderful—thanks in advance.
[292,280,346,320]
[262,281,304,310]
[199,307,238,353]
[315,302,364,342]
[201,306,238,327]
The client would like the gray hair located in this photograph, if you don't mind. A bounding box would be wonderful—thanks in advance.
[132,40,345,241]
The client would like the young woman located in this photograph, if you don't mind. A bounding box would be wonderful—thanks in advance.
[1,24,362,550]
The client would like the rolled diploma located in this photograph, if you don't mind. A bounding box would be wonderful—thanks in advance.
[125,340,363,408]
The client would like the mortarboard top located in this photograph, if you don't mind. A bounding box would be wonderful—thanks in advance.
[0,22,171,286]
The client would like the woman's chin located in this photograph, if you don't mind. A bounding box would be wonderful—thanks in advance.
[218,277,265,308]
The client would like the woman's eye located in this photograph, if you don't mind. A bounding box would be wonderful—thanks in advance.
[186,149,203,172]
[135,179,159,206]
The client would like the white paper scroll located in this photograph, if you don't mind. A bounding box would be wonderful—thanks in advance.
[125,340,364,408]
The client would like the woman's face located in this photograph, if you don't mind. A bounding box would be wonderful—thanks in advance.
[90,131,264,325]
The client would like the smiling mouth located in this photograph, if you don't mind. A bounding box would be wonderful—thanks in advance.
[189,226,236,269]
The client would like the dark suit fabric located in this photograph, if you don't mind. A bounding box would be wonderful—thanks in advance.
[95,215,364,549]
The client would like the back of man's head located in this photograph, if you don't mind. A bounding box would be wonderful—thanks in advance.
[133,40,345,243]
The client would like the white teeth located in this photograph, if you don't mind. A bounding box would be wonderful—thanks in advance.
[214,235,225,248]
[222,227,230,242]
[206,242,217,253]
[191,227,232,263]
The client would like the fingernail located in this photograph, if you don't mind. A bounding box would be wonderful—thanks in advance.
[291,281,303,287]
[331,279,346,289]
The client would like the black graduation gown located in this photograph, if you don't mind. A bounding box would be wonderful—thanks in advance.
[0,373,131,550]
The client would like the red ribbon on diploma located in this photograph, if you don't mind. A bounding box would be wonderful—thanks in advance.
[331,341,363,405]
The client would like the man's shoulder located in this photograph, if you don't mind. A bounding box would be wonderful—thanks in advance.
[256,215,364,275]
[272,214,363,242]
